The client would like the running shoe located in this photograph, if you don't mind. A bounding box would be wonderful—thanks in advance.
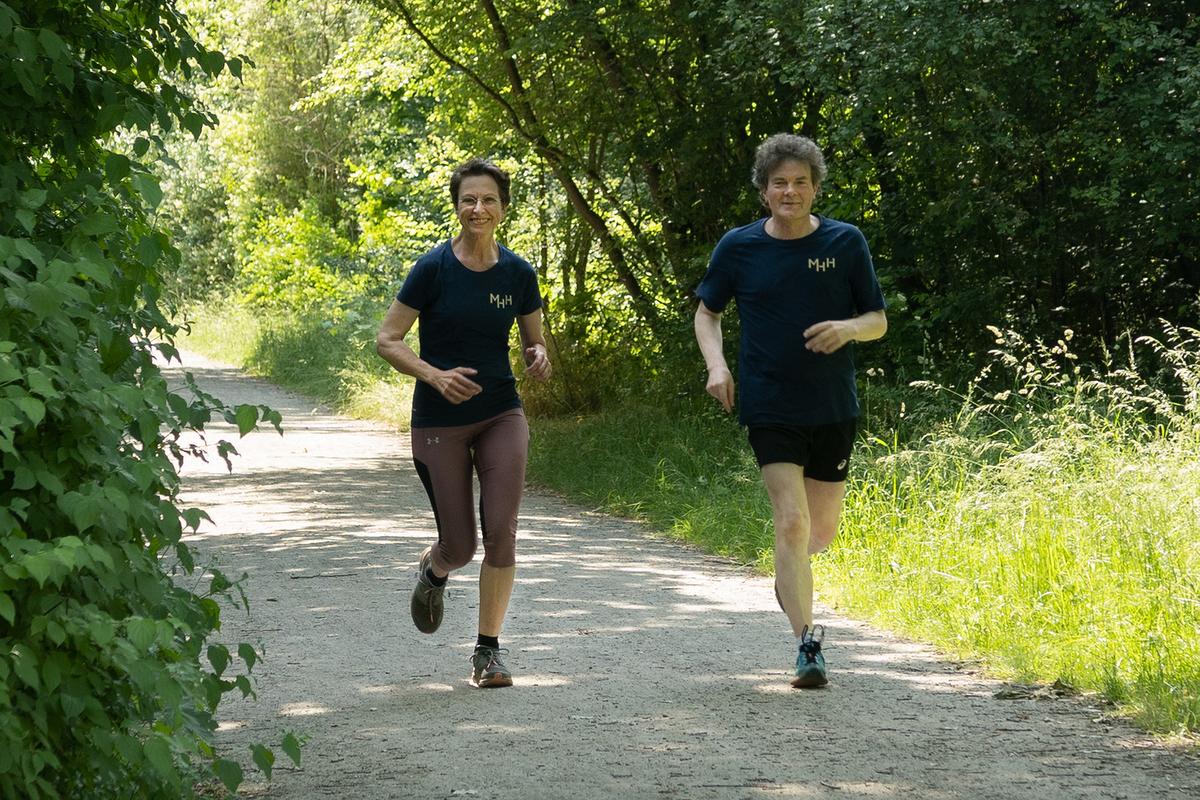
[470,646,513,688]
[410,547,445,634]
[791,624,828,689]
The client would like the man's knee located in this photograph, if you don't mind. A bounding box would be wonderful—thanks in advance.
[773,509,811,548]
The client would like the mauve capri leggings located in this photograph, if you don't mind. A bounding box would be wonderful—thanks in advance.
[411,407,529,571]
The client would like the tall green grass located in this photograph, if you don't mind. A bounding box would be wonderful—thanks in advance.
[181,299,1200,734]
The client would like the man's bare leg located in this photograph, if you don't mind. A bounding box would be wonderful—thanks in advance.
[763,462,813,637]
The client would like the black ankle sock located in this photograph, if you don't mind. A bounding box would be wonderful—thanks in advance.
[425,567,447,587]
[476,634,499,651]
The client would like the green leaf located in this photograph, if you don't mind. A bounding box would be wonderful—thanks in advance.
[213,758,243,792]
[143,736,176,782]
[251,744,274,779]
[12,645,38,689]
[14,395,45,425]
[89,619,115,646]
[12,466,35,490]
[238,642,258,672]
[60,692,86,719]
[199,50,226,77]
[37,28,69,61]
[22,553,54,587]
[105,153,131,182]
[18,189,47,210]
[136,235,162,267]
[182,111,205,139]
[25,368,57,398]
[234,404,258,437]
[115,734,142,765]
[13,238,44,268]
[14,209,34,234]
[127,617,158,651]
[77,213,117,236]
[131,173,163,209]
[207,644,230,676]
[281,732,303,766]
[227,57,243,80]
[0,592,14,624]
[41,652,62,691]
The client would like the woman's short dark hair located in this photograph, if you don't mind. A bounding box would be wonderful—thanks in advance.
[450,158,511,208]
[751,134,827,192]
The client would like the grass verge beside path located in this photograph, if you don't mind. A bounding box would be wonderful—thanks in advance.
[179,302,1200,737]
[529,406,1200,736]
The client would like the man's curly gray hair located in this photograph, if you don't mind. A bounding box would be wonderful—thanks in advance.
[751,134,827,191]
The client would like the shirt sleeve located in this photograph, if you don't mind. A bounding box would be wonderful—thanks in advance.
[694,232,737,313]
[518,261,543,315]
[848,228,886,314]
[396,252,438,310]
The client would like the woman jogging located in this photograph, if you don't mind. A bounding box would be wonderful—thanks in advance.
[376,157,551,688]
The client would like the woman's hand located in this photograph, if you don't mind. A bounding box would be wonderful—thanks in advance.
[431,367,483,404]
[523,344,551,381]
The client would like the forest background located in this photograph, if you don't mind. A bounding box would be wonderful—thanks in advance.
[1,0,1197,797]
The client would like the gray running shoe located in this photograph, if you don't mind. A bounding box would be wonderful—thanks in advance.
[410,547,444,634]
[791,624,828,689]
[470,646,513,688]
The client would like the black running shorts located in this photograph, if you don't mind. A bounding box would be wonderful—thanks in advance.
[747,418,857,482]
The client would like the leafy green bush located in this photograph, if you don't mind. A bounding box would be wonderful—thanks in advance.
[239,202,370,314]
[1,2,293,796]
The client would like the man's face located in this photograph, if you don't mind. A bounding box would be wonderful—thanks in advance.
[762,159,817,223]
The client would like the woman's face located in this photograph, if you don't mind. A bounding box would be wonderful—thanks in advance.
[456,174,506,237]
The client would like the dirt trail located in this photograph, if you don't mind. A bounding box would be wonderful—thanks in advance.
[170,353,1198,800]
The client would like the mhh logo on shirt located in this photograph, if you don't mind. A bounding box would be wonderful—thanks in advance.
[808,257,837,273]
[489,292,514,309]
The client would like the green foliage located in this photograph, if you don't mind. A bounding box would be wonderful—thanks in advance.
[239,202,370,313]
[0,1,294,796]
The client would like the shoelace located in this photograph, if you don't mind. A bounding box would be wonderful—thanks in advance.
[798,624,825,662]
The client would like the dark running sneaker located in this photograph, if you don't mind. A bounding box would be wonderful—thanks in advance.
[470,646,513,688]
[791,624,828,689]
[410,547,445,634]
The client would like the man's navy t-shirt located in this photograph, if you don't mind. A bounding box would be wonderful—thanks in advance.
[695,216,886,427]
[397,240,542,428]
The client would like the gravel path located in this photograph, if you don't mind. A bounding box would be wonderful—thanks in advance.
[170,353,1199,799]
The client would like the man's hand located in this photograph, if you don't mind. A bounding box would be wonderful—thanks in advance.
[523,344,552,381]
[705,365,735,413]
[803,320,855,354]
[432,367,483,404]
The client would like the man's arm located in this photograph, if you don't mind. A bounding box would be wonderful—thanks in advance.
[694,301,735,413]
[802,309,888,355]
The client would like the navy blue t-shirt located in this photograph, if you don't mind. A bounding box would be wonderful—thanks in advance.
[397,240,543,427]
[695,216,886,427]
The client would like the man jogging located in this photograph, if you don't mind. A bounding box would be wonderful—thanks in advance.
[693,133,887,688]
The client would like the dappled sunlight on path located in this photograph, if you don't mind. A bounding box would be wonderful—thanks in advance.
[167,352,1200,800]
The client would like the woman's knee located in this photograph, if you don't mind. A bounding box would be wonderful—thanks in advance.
[435,537,477,572]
